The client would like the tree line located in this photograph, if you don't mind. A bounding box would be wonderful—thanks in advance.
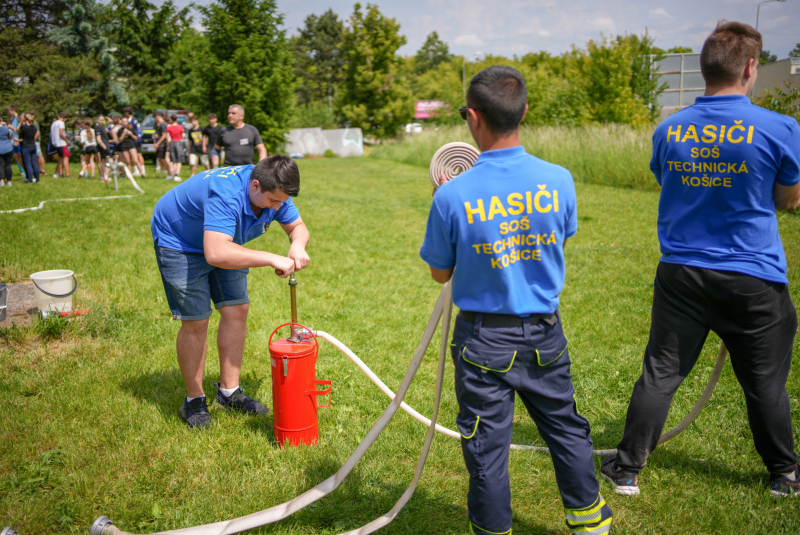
[3,0,798,151]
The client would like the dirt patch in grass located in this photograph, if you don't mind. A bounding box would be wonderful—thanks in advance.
[1,280,38,327]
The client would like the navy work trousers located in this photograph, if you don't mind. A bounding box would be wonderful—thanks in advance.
[616,262,799,475]
[451,313,611,535]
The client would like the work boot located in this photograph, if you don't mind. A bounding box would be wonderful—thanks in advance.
[601,455,640,496]
[214,382,269,415]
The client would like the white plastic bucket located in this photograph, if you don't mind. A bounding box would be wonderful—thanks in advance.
[30,270,77,314]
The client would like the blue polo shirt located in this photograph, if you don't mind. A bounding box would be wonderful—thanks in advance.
[651,95,800,284]
[150,165,299,253]
[420,145,578,315]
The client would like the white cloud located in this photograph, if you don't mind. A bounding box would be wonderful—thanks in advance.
[591,16,615,32]
[649,7,673,20]
[454,34,484,47]
[539,29,552,37]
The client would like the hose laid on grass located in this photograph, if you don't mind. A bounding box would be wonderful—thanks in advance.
[0,163,144,215]
[318,333,727,456]
[90,283,454,535]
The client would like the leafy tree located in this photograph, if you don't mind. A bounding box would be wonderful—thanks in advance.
[289,9,345,107]
[197,0,295,152]
[48,0,129,110]
[414,31,452,74]
[759,49,777,65]
[753,81,800,123]
[338,3,413,139]
[158,28,213,113]
[666,46,693,53]
[789,43,800,58]
[107,0,193,108]
[0,28,97,122]
[618,32,665,122]
[289,101,340,130]
[567,35,651,126]
[1,0,68,34]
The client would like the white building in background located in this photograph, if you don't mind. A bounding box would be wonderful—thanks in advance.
[654,53,800,119]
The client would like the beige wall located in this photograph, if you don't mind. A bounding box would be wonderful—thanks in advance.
[754,58,800,97]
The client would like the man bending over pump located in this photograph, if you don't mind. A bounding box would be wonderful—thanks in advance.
[601,21,800,498]
[151,156,310,429]
[420,65,613,535]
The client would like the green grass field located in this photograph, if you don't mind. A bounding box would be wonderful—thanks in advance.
[1,157,799,535]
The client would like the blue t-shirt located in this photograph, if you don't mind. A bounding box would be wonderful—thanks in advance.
[420,145,578,315]
[651,95,800,284]
[128,116,141,142]
[0,125,12,154]
[150,165,300,253]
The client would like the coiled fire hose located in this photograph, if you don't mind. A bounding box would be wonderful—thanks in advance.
[88,143,728,534]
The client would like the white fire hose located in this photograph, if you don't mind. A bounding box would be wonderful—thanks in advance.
[0,162,144,215]
[88,143,729,534]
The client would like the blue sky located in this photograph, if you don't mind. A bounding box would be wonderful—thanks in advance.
[162,0,800,59]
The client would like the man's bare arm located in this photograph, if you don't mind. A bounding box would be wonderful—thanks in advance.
[774,183,800,211]
[430,266,453,284]
[255,143,267,162]
[280,217,311,270]
[203,230,294,276]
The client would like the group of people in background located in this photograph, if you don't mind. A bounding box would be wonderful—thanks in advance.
[0,103,265,187]
[1,106,47,185]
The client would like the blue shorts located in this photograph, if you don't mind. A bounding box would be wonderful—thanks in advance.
[13,143,21,154]
[209,147,221,158]
[154,245,249,321]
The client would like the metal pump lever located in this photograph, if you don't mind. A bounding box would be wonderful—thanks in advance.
[288,273,301,342]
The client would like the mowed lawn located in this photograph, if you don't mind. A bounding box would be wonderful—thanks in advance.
[1,157,799,535]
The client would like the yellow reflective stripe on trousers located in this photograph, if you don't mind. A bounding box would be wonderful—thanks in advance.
[469,520,512,535]
[570,517,611,534]
[537,346,566,366]
[460,416,480,439]
[461,347,518,373]
[565,496,604,524]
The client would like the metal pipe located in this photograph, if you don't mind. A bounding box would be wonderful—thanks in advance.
[289,272,299,341]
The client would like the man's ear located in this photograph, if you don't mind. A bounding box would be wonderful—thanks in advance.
[520,104,529,123]
[744,57,757,80]
[468,107,481,128]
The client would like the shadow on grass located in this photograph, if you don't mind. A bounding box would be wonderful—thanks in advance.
[269,454,555,534]
[119,368,269,430]
[646,446,767,490]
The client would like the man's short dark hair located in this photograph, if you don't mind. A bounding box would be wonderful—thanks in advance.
[154,112,163,119]
[208,113,217,120]
[251,155,300,196]
[123,106,134,115]
[6,106,16,113]
[700,21,762,87]
[466,65,527,135]
[59,111,68,118]
[170,114,177,122]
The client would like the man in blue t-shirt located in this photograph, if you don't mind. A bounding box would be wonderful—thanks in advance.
[601,21,800,499]
[420,66,612,535]
[151,155,311,430]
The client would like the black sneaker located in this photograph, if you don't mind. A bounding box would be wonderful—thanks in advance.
[601,455,640,496]
[179,396,212,430]
[770,466,800,498]
[214,382,269,415]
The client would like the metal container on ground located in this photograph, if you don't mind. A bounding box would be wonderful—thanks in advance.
[268,323,331,447]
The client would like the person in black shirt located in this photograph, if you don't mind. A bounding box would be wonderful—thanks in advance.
[202,113,223,169]
[153,112,172,179]
[18,112,40,183]
[214,105,266,167]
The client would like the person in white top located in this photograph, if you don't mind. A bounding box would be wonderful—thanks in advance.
[50,111,70,178]
[79,118,98,178]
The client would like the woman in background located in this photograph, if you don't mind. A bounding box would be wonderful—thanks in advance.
[79,118,98,178]
[18,112,40,183]
[0,115,13,186]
